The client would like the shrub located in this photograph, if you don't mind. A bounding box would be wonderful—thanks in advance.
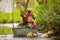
[0,8,22,23]
[33,0,60,28]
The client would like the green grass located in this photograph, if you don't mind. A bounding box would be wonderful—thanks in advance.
[0,27,13,34]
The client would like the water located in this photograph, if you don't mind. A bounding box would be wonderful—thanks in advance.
[0,23,19,28]
[0,23,59,40]
[0,33,59,40]
[0,33,53,40]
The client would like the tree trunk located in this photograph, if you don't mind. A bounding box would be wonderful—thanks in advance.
[42,0,44,3]
[25,0,29,11]
[43,0,47,4]
[45,0,48,4]
[42,0,48,4]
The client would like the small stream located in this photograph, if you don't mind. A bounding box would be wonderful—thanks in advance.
[0,34,59,40]
[0,33,53,40]
[0,23,19,28]
[0,23,60,40]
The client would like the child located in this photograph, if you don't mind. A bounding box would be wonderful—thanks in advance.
[23,8,36,28]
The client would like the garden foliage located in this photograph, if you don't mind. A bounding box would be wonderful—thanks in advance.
[33,0,60,27]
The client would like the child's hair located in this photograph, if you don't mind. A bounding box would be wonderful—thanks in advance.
[28,10,31,13]
[26,8,32,13]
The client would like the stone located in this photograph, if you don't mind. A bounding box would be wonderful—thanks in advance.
[13,28,37,37]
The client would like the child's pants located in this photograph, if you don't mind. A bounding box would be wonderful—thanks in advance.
[28,22,36,29]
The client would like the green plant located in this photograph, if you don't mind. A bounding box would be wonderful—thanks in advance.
[0,27,12,34]
[0,8,22,23]
[33,0,60,28]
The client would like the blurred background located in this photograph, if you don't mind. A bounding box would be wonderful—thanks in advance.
[0,0,60,37]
